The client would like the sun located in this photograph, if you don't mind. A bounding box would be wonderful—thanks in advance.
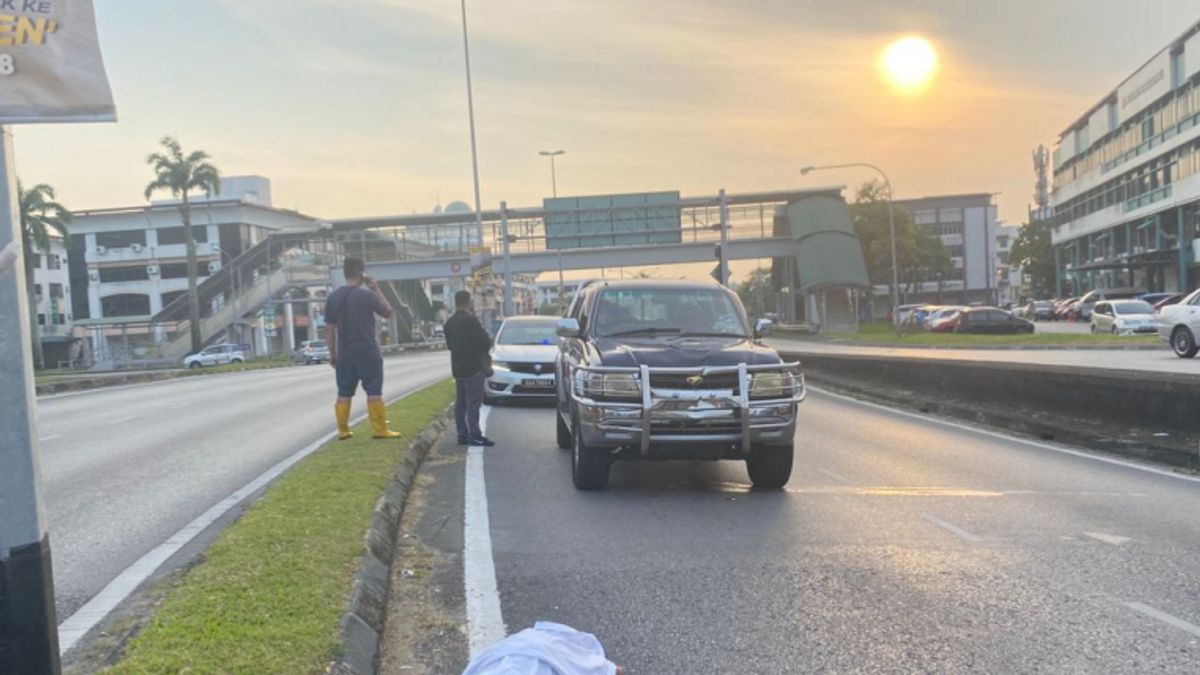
[880,36,938,91]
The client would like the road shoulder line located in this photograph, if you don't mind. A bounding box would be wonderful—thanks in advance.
[1124,602,1200,638]
[464,406,506,657]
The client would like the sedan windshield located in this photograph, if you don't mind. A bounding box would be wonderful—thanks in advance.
[594,288,747,338]
[497,322,559,345]
[1113,301,1154,315]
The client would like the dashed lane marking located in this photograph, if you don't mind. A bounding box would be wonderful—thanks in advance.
[1124,602,1200,639]
[921,513,983,542]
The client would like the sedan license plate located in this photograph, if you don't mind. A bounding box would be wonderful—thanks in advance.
[522,378,554,389]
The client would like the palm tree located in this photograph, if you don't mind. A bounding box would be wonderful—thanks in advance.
[145,136,220,354]
[19,182,71,370]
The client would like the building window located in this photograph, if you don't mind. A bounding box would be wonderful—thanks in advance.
[34,283,42,298]
[913,210,937,225]
[938,208,964,222]
[101,294,152,317]
[30,253,41,268]
[37,314,45,326]
[53,314,66,325]
[46,254,61,270]
[98,266,151,283]
[431,284,444,295]
[159,263,191,280]
[95,230,147,249]
[49,283,64,299]
[945,245,965,258]
[156,226,209,246]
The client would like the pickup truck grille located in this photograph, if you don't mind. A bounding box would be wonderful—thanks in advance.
[650,372,740,391]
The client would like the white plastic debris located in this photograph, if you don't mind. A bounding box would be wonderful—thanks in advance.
[462,621,619,675]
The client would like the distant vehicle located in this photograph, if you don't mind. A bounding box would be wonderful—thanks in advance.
[292,340,330,365]
[184,344,247,369]
[893,304,923,327]
[925,307,962,332]
[430,325,445,340]
[555,279,804,490]
[486,316,560,404]
[1019,301,1055,321]
[1073,288,1146,321]
[1156,288,1200,358]
[1139,292,1177,307]
[1153,293,1185,312]
[952,307,1035,335]
[1053,297,1080,321]
[1090,300,1157,335]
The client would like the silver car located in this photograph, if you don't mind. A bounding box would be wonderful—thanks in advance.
[485,316,560,403]
[1090,300,1157,336]
[1157,288,1200,358]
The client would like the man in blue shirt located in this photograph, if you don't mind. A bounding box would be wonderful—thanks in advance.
[325,257,400,440]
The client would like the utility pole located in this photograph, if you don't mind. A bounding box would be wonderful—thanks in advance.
[718,189,730,286]
[460,0,484,250]
[501,201,513,317]
[0,125,62,674]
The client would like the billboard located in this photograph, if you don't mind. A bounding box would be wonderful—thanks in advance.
[544,191,681,250]
[0,0,116,123]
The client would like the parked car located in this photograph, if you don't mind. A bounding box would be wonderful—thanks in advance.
[1019,301,1056,321]
[1156,288,1200,358]
[183,344,247,369]
[1053,297,1080,321]
[893,304,923,328]
[554,280,805,490]
[292,340,330,365]
[926,307,962,332]
[486,316,560,404]
[1089,300,1157,335]
[952,307,1035,334]
[1072,288,1146,321]
[1153,293,1185,312]
[1139,292,1177,307]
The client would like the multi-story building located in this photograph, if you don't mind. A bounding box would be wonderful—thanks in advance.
[994,223,1024,306]
[891,193,1000,305]
[68,176,316,323]
[30,235,75,365]
[1049,20,1200,296]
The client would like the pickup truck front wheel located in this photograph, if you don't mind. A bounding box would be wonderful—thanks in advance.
[572,418,610,490]
[746,444,794,489]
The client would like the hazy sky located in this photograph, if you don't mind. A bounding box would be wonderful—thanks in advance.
[12,1,1200,229]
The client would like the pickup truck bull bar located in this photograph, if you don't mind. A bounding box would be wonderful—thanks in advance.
[570,362,806,456]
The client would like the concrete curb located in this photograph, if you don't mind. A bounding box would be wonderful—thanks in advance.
[326,406,453,675]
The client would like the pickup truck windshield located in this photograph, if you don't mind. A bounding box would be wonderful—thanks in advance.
[594,288,747,338]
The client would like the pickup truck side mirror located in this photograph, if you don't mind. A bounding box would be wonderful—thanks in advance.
[754,318,774,339]
[556,318,582,338]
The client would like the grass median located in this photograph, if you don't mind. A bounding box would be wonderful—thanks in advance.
[104,379,455,675]
[816,323,1160,347]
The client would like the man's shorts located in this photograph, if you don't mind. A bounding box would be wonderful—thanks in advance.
[336,349,384,397]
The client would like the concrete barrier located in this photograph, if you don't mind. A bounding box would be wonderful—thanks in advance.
[781,349,1200,469]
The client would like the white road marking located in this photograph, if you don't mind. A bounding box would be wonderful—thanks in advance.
[809,387,1200,486]
[1124,602,1200,639]
[39,434,61,442]
[464,405,507,657]
[921,514,983,542]
[57,389,424,654]
[105,415,138,425]
[1084,532,1131,546]
[817,468,850,483]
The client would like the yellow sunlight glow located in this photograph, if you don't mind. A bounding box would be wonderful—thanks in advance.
[880,37,938,91]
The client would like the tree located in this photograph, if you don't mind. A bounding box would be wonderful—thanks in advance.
[145,136,221,354]
[850,180,917,303]
[736,266,776,319]
[1009,217,1056,299]
[19,182,71,370]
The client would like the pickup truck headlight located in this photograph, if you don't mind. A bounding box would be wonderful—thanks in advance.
[574,371,641,399]
[749,371,794,399]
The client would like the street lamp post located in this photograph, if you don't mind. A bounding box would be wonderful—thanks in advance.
[538,149,565,198]
[460,0,484,250]
[800,163,901,338]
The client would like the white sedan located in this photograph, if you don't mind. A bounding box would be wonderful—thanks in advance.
[485,316,560,403]
[1157,288,1200,358]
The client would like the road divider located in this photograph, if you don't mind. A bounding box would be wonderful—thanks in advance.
[77,380,455,675]
[781,349,1200,469]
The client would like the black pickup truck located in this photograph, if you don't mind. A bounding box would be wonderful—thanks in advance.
[554,280,805,490]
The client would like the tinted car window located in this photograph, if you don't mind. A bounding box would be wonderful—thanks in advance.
[594,288,746,337]
[1113,301,1153,315]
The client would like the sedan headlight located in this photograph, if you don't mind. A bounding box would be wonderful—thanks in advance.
[749,371,796,399]
[491,361,509,370]
[574,371,641,399]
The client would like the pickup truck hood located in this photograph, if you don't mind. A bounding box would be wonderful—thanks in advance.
[590,336,783,369]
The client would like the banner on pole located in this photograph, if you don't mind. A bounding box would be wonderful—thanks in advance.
[0,0,116,124]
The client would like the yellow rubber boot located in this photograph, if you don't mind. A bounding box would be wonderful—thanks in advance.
[335,402,354,440]
[368,400,401,439]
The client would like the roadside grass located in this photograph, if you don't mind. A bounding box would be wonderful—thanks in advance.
[811,322,1160,347]
[105,379,455,675]
[182,356,294,376]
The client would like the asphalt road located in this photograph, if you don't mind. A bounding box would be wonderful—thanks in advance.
[462,396,1200,673]
[768,337,1200,375]
[37,352,450,620]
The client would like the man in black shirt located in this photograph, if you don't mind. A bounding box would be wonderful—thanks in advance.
[443,290,494,446]
[325,257,401,440]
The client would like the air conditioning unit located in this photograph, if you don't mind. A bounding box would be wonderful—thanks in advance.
[131,243,144,253]
[96,245,107,256]
[88,270,99,282]
[146,264,160,276]
[207,261,220,273]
